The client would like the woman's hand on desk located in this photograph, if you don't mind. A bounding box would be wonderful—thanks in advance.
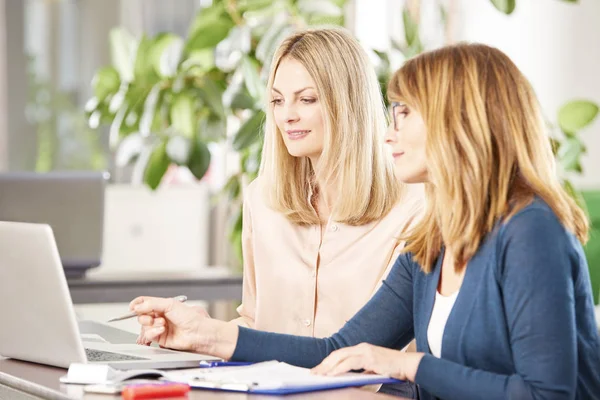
[136,304,209,346]
[130,296,239,359]
[311,343,424,382]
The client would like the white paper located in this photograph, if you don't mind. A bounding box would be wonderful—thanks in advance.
[165,361,392,390]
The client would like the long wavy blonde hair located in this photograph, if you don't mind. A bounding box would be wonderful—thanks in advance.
[388,43,589,273]
[259,27,401,225]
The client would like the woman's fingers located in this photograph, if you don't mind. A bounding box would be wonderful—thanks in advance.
[144,326,165,341]
[312,348,349,375]
[137,314,154,326]
[326,356,361,376]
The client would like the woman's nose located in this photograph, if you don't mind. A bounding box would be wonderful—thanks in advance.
[385,124,397,143]
[283,104,300,124]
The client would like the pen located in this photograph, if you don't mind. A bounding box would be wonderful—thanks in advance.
[199,361,254,368]
[106,295,187,323]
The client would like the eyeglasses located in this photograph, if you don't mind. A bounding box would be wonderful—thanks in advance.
[389,101,404,131]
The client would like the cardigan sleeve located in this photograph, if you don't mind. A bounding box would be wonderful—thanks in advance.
[414,206,579,400]
[231,252,416,367]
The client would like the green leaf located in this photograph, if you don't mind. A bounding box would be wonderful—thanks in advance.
[186,18,235,52]
[144,142,170,190]
[91,66,120,102]
[134,35,160,85]
[558,100,599,134]
[188,3,227,39]
[231,89,256,110]
[223,174,241,200]
[170,92,197,138]
[238,0,273,12]
[109,28,136,82]
[558,137,585,172]
[198,80,225,119]
[402,8,419,47]
[199,113,227,141]
[549,137,560,156]
[187,138,211,180]
[240,56,264,102]
[233,110,265,151]
[150,33,184,78]
[490,0,516,14]
[181,49,215,75]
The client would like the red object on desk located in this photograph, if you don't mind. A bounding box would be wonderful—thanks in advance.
[121,382,190,399]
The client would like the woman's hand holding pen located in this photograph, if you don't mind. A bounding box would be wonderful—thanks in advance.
[136,304,209,346]
[129,296,239,359]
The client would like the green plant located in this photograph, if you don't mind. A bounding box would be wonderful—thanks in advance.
[490,0,578,15]
[86,0,349,263]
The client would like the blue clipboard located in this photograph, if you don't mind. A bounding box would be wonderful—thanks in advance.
[187,375,402,395]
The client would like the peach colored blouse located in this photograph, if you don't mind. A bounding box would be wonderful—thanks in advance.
[233,178,424,338]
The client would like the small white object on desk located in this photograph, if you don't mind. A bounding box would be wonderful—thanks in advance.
[60,363,167,385]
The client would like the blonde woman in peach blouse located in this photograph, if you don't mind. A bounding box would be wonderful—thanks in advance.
[138,28,423,347]
[234,28,424,339]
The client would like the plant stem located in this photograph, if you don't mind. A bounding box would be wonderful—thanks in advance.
[225,0,244,26]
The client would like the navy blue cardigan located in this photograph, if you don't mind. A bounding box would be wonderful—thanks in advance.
[232,200,600,399]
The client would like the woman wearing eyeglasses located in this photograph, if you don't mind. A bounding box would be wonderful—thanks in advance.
[132,43,600,399]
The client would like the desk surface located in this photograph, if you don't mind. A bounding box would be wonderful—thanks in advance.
[67,268,243,304]
[0,358,400,400]
[0,322,403,399]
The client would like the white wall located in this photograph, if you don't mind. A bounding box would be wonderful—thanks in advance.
[353,0,600,189]
[458,0,600,189]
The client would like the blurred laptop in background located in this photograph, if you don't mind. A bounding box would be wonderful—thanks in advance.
[0,171,107,278]
[96,183,211,275]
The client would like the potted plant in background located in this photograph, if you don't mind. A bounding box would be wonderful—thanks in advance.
[85,0,349,266]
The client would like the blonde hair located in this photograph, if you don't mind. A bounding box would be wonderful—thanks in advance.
[388,43,589,273]
[259,27,401,225]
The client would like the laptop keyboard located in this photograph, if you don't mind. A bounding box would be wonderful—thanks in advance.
[85,348,149,362]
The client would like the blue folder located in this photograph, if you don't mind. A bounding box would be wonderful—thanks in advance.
[187,375,402,395]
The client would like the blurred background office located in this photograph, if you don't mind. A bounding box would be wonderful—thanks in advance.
[0,0,598,330]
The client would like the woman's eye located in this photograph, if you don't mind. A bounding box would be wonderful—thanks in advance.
[395,106,409,118]
[301,98,316,104]
[270,98,283,105]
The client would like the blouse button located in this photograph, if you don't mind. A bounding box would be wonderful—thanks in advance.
[304,319,312,327]
[330,224,339,232]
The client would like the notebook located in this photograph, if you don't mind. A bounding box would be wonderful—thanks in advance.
[64,361,401,395]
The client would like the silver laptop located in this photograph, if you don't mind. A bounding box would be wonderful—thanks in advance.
[0,221,218,369]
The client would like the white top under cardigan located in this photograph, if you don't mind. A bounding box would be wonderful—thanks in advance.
[427,290,460,358]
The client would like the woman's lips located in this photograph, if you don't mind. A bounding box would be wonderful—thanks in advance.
[286,130,311,140]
